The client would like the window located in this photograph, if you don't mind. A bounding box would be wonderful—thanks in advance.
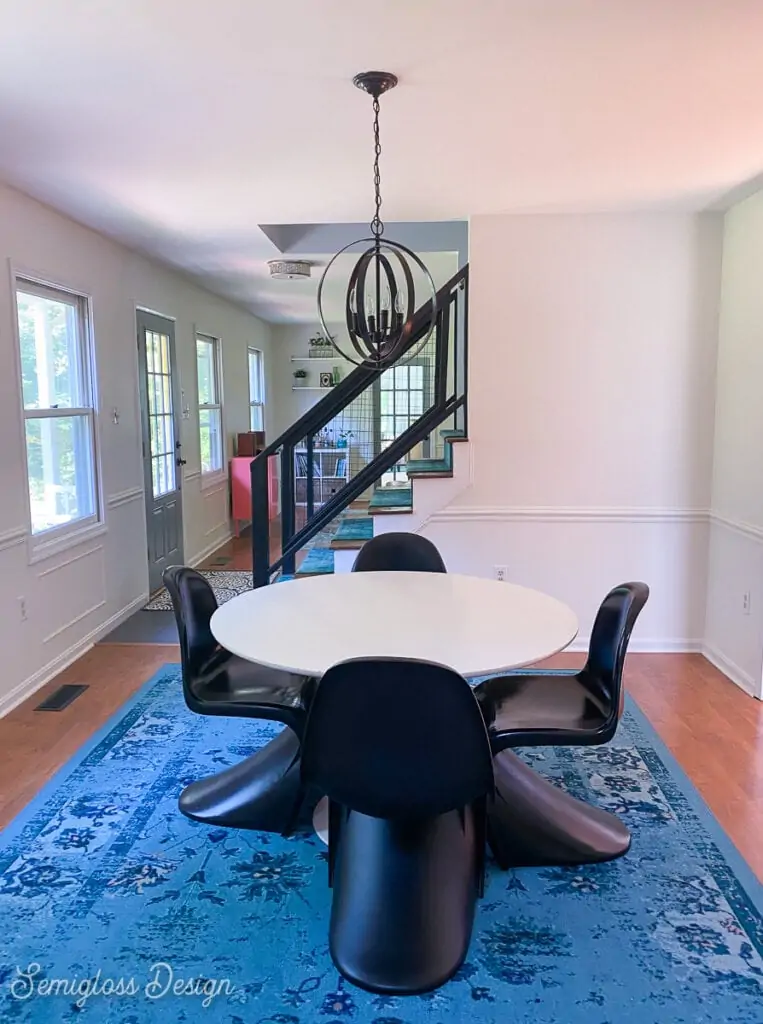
[196,334,223,475]
[16,279,99,538]
[248,347,265,431]
[379,362,426,485]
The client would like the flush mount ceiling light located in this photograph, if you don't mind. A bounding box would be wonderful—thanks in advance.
[267,260,312,281]
[317,71,437,368]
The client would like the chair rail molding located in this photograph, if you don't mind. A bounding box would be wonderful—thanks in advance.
[708,511,763,543]
[106,485,144,509]
[0,526,26,552]
[428,505,710,525]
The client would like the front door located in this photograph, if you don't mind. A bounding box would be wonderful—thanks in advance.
[137,310,184,592]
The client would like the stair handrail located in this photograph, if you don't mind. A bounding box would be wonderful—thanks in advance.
[251,264,468,586]
[254,265,468,461]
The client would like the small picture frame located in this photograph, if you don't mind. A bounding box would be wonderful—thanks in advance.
[319,371,334,388]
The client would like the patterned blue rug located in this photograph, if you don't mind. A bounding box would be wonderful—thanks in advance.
[1,665,761,1023]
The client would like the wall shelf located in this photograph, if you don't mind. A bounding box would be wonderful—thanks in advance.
[290,356,337,362]
[292,386,335,391]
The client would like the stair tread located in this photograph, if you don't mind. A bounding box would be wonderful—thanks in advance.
[333,516,374,541]
[369,486,412,507]
[330,516,374,548]
[406,458,452,474]
[295,547,334,576]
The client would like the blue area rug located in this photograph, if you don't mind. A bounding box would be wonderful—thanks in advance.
[1,665,761,1023]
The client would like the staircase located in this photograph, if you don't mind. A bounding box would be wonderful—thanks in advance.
[250,265,469,586]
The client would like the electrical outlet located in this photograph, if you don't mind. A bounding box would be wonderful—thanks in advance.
[18,596,27,622]
[494,565,508,583]
[743,591,751,615]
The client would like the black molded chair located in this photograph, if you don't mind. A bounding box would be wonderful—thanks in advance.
[474,582,649,751]
[163,566,315,835]
[352,531,447,573]
[473,582,650,868]
[301,658,494,995]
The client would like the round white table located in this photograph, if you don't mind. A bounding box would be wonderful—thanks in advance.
[210,572,578,679]
[201,572,630,869]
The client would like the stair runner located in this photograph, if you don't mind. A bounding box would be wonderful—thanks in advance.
[294,430,465,577]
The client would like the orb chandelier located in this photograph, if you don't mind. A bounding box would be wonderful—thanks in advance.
[317,71,437,368]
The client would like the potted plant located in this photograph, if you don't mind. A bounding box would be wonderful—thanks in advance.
[293,368,308,387]
[309,332,335,358]
[336,429,355,449]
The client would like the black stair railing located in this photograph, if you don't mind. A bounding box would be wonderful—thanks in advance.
[251,264,469,587]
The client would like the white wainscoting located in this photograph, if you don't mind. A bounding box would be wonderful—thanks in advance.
[418,505,711,654]
[0,591,148,718]
[106,486,144,509]
[705,513,763,698]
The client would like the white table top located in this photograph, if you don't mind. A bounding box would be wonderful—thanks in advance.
[211,572,578,679]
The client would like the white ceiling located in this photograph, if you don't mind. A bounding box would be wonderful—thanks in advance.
[1,0,762,321]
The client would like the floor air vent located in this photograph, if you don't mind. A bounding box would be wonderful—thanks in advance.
[35,684,89,712]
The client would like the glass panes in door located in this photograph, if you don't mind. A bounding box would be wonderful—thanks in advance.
[145,330,177,498]
[379,362,426,485]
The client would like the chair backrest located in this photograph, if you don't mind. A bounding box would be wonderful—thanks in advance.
[301,658,493,819]
[352,532,447,573]
[162,566,220,692]
[583,582,650,717]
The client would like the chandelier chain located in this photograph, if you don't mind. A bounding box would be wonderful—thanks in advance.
[371,95,384,238]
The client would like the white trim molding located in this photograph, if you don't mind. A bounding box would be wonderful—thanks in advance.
[107,486,144,509]
[429,505,710,525]
[708,511,763,543]
[0,592,149,718]
[702,642,759,698]
[0,526,26,552]
[189,530,233,568]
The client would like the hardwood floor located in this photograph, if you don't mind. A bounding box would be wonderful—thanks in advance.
[0,644,179,827]
[1,644,761,880]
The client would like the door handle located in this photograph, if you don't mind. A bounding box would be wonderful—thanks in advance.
[176,457,187,467]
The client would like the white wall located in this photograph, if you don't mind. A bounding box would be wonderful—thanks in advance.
[704,190,763,698]
[0,182,273,714]
[269,324,356,440]
[420,213,723,650]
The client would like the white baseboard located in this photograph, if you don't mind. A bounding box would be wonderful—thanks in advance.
[702,642,761,699]
[188,529,233,569]
[566,637,703,654]
[0,592,150,719]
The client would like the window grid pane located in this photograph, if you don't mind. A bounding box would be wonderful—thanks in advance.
[17,279,99,537]
[18,290,85,411]
[25,413,95,534]
[197,336,222,474]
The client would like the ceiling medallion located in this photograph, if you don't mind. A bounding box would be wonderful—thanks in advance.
[268,260,312,280]
[317,71,437,368]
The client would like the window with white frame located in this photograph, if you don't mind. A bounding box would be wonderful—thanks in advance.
[16,278,100,538]
[248,347,265,431]
[196,334,223,475]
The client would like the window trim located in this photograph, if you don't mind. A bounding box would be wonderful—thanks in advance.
[10,263,104,560]
[195,331,226,485]
[248,346,266,433]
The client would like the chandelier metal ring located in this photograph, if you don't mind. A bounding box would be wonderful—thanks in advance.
[317,237,438,368]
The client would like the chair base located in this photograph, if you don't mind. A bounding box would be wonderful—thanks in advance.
[178,727,306,835]
[487,750,631,868]
[329,807,480,995]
